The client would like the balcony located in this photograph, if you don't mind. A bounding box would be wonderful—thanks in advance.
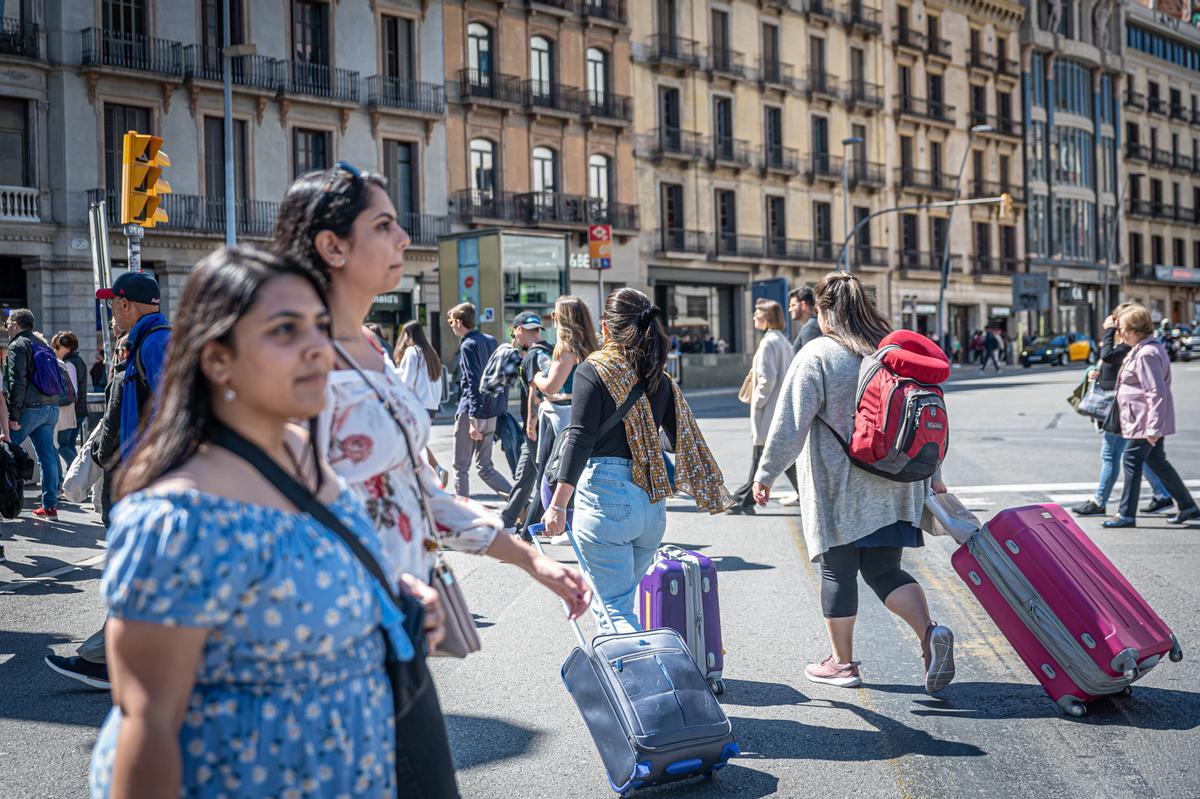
[893,26,927,52]
[582,91,633,123]
[707,46,747,80]
[804,70,841,101]
[1127,198,1153,218]
[899,250,963,272]
[0,18,40,59]
[895,167,955,196]
[843,2,882,35]
[846,79,883,110]
[996,56,1020,78]
[284,61,359,102]
[926,36,952,60]
[1151,148,1173,167]
[1126,89,1146,111]
[81,27,182,76]
[974,256,1018,275]
[658,228,708,255]
[895,94,955,124]
[804,152,844,182]
[1148,96,1167,116]
[1192,109,1200,127]
[846,245,888,268]
[760,144,801,175]
[516,191,591,226]
[585,200,639,231]
[457,69,524,105]
[644,34,703,70]
[86,189,278,237]
[523,80,583,116]
[968,49,997,72]
[968,179,1004,199]
[1170,103,1187,122]
[848,159,885,188]
[805,0,839,22]
[1125,142,1150,162]
[398,213,453,247]
[711,234,766,259]
[0,186,39,223]
[641,127,705,161]
[970,111,1022,138]
[367,76,445,116]
[183,46,281,91]
[456,189,520,223]
[1175,153,1194,172]
[581,0,628,25]
[759,58,796,91]
[708,136,753,169]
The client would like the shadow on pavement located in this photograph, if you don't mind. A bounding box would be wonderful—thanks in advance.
[632,763,780,798]
[889,680,1200,729]
[446,713,542,771]
[720,679,810,708]
[731,698,987,760]
[709,556,774,573]
[0,630,110,728]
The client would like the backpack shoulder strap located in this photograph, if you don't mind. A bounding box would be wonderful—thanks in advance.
[133,324,171,386]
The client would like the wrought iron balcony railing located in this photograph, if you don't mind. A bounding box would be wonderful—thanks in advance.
[0,18,40,59]
[183,45,281,90]
[658,228,708,254]
[457,69,525,104]
[581,0,628,24]
[81,27,182,75]
[367,76,445,115]
[285,60,360,102]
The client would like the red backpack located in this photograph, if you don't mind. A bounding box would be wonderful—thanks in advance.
[822,330,951,482]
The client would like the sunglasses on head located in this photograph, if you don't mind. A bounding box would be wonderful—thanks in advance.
[311,161,365,216]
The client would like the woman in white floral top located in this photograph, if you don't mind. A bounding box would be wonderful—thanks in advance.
[273,162,592,796]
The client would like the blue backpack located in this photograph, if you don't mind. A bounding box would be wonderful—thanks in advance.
[28,341,64,398]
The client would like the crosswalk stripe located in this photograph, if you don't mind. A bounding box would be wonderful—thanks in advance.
[953,479,1200,494]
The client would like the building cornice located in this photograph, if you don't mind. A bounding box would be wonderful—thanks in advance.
[931,0,1025,27]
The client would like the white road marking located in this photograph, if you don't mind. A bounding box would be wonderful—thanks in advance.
[0,551,107,594]
[953,479,1200,494]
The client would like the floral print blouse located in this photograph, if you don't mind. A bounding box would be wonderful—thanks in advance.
[318,345,500,583]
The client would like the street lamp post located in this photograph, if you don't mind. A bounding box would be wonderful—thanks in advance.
[936,124,991,354]
[841,136,864,273]
[222,0,235,247]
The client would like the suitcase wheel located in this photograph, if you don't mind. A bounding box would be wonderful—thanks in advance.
[1169,635,1184,663]
[708,678,725,696]
[1118,686,1133,697]
[1060,700,1087,718]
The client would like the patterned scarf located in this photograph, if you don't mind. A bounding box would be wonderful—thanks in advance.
[588,345,731,514]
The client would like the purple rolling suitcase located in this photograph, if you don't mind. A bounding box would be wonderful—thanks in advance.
[637,546,725,695]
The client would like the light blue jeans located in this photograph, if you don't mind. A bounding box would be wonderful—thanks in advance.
[573,457,667,635]
[11,404,60,510]
[1096,431,1168,507]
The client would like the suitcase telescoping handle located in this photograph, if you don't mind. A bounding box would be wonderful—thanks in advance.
[527,522,614,651]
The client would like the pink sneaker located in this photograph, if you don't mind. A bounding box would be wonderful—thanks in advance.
[922,622,956,693]
[804,655,862,687]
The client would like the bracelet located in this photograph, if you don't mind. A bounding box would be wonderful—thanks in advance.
[550,504,567,512]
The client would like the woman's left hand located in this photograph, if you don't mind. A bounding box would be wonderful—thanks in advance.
[751,482,771,506]
[531,555,592,620]
[400,574,446,651]
[542,504,567,536]
[1147,435,1160,446]
[931,479,948,495]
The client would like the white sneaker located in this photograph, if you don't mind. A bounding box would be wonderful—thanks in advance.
[549,533,571,546]
[777,493,802,507]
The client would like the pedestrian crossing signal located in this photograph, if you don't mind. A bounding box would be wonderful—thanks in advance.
[120,131,171,228]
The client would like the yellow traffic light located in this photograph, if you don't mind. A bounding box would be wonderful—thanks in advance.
[999,192,1013,220]
[120,131,171,228]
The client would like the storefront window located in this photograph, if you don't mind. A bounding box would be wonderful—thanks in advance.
[501,235,568,342]
[656,283,737,353]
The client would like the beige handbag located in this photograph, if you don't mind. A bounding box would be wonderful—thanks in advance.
[333,340,482,658]
[737,369,754,404]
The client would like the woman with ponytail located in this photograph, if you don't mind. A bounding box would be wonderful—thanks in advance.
[541,288,730,633]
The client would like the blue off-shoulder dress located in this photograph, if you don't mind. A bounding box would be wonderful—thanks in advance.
[88,489,413,799]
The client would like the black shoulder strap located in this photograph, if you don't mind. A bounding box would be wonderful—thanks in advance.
[133,324,171,386]
[597,381,645,439]
[208,423,402,608]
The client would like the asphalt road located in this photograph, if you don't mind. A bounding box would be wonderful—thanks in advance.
[2,361,1199,798]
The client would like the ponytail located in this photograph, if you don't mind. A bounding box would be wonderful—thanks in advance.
[602,288,671,391]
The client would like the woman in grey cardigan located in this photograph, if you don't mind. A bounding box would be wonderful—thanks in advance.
[752,273,955,693]
[729,299,799,513]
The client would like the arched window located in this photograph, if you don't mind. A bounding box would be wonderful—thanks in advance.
[467,23,493,81]
[530,36,554,101]
[588,154,611,206]
[586,47,608,106]
[532,146,557,194]
[470,138,496,196]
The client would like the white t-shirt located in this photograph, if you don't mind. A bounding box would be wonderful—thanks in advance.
[396,347,443,411]
[55,359,78,433]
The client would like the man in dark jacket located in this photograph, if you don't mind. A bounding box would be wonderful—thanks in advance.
[1072,308,1172,517]
[3,308,61,518]
[788,286,822,354]
[448,302,512,498]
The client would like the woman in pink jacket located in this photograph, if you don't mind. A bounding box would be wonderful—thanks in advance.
[1103,305,1199,528]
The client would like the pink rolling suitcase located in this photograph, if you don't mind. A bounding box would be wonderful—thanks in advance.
[952,503,1183,716]
[637,546,725,695]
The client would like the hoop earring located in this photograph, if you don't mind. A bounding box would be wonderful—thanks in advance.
[224,386,237,402]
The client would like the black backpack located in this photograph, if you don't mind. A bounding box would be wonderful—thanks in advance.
[0,441,26,519]
[130,324,170,410]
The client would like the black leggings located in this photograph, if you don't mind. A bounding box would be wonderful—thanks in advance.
[818,544,918,618]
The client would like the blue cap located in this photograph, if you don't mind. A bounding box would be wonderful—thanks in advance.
[96,271,160,305]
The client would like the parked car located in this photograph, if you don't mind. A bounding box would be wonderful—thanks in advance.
[1177,325,1199,362]
[1020,333,1096,367]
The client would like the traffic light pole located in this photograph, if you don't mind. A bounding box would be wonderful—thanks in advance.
[124,224,144,272]
[222,0,236,247]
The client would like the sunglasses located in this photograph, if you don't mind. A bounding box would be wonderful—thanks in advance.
[311,160,365,217]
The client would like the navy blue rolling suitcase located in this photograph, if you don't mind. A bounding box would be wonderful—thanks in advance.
[529,523,739,795]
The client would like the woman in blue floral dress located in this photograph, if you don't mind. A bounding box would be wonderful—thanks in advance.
[89,248,428,798]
